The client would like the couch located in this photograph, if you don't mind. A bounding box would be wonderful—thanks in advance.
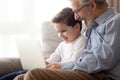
[0,58,22,77]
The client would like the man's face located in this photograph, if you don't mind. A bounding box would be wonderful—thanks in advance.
[71,1,85,20]
[71,0,95,27]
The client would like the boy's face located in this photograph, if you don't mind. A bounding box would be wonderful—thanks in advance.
[54,23,80,43]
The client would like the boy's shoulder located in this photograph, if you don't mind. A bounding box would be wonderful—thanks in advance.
[76,35,87,42]
[73,35,87,45]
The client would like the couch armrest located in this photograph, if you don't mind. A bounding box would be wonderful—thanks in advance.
[0,57,23,77]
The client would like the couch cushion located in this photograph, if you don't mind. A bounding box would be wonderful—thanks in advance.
[0,57,22,77]
[40,21,62,57]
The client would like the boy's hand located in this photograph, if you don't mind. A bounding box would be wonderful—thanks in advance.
[44,57,49,60]
[44,57,49,65]
[46,63,61,69]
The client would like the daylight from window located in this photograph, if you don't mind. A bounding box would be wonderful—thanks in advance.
[0,0,70,57]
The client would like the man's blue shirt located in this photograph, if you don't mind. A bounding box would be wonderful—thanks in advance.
[73,8,120,80]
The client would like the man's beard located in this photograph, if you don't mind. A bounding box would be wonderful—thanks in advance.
[85,19,94,28]
[78,10,95,28]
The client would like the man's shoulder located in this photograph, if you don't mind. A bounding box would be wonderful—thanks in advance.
[113,13,120,20]
[104,13,120,25]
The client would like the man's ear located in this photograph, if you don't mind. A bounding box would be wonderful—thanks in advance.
[89,0,97,11]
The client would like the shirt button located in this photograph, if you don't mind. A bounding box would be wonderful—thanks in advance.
[79,59,82,61]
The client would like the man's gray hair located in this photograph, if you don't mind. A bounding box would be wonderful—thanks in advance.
[79,0,108,8]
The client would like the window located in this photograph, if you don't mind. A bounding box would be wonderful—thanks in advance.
[34,0,70,26]
[0,0,70,58]
[0,0,23,22]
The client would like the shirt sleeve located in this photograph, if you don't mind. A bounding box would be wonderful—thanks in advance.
[73,15,120,73]
[46,42,63,63]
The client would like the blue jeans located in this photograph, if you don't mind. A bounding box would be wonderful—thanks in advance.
[0,70,27,80]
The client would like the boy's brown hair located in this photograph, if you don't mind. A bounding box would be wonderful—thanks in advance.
[52,7,82,31]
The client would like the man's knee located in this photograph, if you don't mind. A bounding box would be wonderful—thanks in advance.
[13,74,24,80]
[27,68,44,74]
[24,68,44,80]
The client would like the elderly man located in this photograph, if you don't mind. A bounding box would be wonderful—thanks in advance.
[14,0,120,80]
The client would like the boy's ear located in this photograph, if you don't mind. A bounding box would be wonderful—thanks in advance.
[74,23,80,31]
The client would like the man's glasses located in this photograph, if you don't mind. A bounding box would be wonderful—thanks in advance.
[73,3,90,14]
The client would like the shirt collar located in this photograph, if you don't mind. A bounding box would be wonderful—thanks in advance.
[95,8,116,25]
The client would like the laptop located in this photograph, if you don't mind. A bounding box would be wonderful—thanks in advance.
[16,38,46,70]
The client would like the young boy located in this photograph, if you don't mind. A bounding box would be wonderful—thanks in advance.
[45,7,86,70]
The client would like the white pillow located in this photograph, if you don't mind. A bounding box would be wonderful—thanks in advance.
[40,21,62,57]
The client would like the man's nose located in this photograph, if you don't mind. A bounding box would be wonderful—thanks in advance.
[74,13,79,20]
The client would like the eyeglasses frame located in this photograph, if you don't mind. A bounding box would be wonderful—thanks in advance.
[73,3,90,14]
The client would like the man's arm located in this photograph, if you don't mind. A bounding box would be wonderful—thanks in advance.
[73,15,120,73]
